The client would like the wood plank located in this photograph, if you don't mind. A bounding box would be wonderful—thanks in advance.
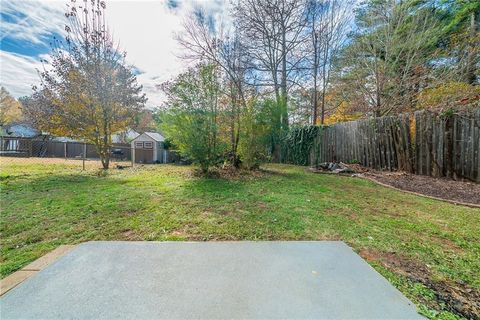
[476,110,480,182]
[281,109,479,179]
[415,112,421,174]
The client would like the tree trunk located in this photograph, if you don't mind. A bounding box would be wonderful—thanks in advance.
[375,62,382,117]
[97,130,111,170]
[281,26,288,129]
[312,38,318,125]
[320,44,330,124]
[312,85,318,125]
[100,141,110,170]
[101,154,110,170]
[320,88,326,124]
[320,57,328,124]
[465,11,478,84]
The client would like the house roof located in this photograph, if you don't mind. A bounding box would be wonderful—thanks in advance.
[133,132,165,142]
[1,123,39,138]
[112,129,140,143]
[52,136,82,142]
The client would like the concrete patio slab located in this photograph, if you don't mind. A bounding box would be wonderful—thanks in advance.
[0,241,422,319]
[21,245,76,272]
[0,245,75,296]
[0,270,36,296]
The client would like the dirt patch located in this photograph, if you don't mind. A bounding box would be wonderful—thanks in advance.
[257,201,268,209]
[122,210,138,217]
[169,224,193,238]
[363,170,480,206]
[360,249,480,319]
[169,224,220,241]
[310,163,480,206]
[121,230,141,240]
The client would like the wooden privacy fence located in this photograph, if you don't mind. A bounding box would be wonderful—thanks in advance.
[281,109,480,182]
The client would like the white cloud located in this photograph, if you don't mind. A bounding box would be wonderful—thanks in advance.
[0,51,43,97]
[0,0,66,44]
[0,0,228,108]
[106,0,187,108]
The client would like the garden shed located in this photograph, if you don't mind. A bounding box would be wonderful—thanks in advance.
[131,132,165,164]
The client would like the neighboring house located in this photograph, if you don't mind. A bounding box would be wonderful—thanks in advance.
[53,129,140,144]
[131,132,166,164]
[0,123,39,138]
[0,123,40,155]
[112,129,140,144]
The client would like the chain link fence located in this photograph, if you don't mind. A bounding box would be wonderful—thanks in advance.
[0,136,180,170]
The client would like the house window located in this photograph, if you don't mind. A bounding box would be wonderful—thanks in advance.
[135,141,143,148]
[7,139,19,151]
[144,141,153,149]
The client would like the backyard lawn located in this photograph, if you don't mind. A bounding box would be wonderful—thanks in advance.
[1,158,479,319]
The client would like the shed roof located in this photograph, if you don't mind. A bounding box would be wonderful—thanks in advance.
[133,132,165,142]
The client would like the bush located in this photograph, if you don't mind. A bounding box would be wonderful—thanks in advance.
[161,64,226,173]
[238,98,269,169]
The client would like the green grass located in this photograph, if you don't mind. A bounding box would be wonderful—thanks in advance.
[1,158,479,319]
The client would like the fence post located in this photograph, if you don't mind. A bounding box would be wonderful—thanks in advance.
[131,146,135,167]
[83,142,87,170]
[64,142,67,159]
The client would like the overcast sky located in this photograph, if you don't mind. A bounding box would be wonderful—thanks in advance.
[0,0,227,108]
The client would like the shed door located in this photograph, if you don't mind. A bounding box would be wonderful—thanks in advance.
[134,141,154,164]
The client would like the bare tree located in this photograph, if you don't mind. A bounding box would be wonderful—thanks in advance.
[305,0,350,124]
[234,0,307,129]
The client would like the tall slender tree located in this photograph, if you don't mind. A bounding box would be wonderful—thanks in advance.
[22,0,146,169]
[234,0,307,129]
[305,0,350,124]
[335,0,439,115]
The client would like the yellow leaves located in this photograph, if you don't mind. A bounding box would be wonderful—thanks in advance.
[0,95,22,125]
[416,82,480,112]
[66,69,82,83]
[323,101,361,125]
